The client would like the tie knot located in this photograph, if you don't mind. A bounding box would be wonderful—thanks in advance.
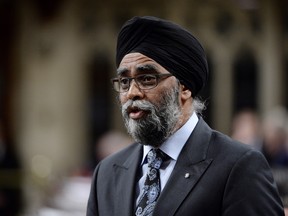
[147,149,168,169]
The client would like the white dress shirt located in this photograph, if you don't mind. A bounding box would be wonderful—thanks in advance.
[136,112,199,205]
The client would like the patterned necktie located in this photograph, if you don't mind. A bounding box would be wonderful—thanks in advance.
[135,149,168,216]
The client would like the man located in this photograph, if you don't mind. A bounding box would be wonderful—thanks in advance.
[87,16,284,216]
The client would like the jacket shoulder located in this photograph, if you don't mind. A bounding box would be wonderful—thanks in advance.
[98,142,140,167]
[210,129,258,156]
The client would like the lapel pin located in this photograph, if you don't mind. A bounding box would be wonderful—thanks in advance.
[184,173,190,179]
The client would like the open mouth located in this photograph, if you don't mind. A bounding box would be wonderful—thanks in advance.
[127,106,149,119]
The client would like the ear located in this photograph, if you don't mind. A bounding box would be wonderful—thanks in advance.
[180,84,192,100]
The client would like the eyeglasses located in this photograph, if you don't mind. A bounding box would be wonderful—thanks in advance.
[111,73,173,93]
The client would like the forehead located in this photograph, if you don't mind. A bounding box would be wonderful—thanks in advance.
[117,52,167,75]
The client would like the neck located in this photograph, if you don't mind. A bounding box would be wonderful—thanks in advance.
[172,110,193,135]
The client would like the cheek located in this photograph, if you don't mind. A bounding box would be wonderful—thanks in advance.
[145,90,169,105]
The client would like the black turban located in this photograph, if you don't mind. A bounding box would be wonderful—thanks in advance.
[116,16,208,96]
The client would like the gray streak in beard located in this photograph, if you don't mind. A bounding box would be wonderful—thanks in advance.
[122,100,163,136]
[121,86,181,147]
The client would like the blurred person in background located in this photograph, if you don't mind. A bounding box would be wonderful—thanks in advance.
[231,109,262,150]
[87,16,284,216]
[95,131,133,162]
[261,106,288,168]
[261,106,288,213]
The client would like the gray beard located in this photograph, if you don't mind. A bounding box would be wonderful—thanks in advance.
[121,86,181,147]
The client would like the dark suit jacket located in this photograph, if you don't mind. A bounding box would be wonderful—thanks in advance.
[87,118,284,215]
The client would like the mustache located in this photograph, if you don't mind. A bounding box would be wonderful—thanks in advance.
[121,100,155,116]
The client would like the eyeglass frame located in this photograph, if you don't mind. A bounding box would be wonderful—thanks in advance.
[111,73,173,93]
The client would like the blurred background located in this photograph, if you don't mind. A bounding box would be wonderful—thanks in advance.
[1,0,288,215]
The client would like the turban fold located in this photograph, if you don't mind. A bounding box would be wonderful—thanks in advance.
[116,16,209,96]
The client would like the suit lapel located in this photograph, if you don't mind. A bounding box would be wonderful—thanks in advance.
[113,144,142,216]
[153,119,214,216]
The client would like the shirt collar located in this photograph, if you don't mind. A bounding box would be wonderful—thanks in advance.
[141,112,199,164]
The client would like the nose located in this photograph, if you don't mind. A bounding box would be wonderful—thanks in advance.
[126,80,144,100]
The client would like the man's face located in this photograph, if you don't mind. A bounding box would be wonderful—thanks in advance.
[117,52,183,147]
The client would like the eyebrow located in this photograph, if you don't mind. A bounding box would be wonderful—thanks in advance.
[117,64,159,76]
[136,64,158,73]
[116,68,128,75]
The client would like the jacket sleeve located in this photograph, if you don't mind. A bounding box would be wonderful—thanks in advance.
[86,164,100,216]
[222,149,284,216]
